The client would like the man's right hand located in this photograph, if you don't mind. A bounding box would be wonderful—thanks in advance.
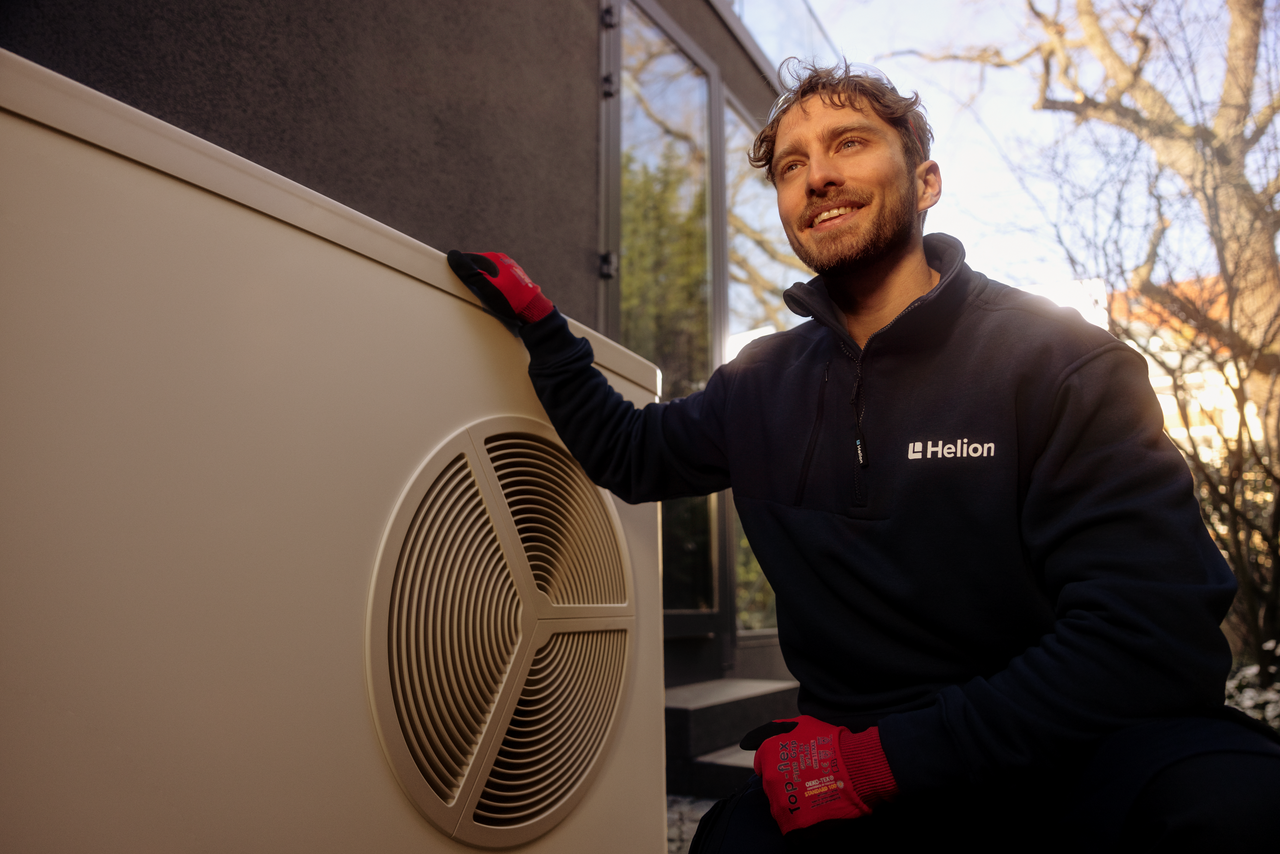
[740,715,898,835]
[447,251,554,331]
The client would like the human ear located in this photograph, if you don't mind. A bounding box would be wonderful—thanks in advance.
[916,160,941,212]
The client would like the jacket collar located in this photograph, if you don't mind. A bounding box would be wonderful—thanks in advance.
[783,233,970,353]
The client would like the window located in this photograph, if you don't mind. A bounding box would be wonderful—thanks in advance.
[728,0,842,70]
[724,101,806,355]
[605,0,809,644]
[724,101,811,630]
[618,1,718,613]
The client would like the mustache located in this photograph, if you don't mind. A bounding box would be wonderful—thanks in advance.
[797,190,874,229]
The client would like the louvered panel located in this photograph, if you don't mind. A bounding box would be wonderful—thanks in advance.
[473,630,627,826]
[485,434,627,605]
[388,453,522,804]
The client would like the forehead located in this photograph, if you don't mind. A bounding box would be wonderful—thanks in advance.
[775,95,896,147]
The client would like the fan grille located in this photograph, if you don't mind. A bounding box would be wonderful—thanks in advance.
[473,630,628,827]
[485,434,627,605]
[372,418,635,846]
[388,453,522,804]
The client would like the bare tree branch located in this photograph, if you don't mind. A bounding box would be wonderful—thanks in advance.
[882,45,1042,71]
[622,73,704,165]
[1128,213,1168,294]
[1247,91,1280,148]
[1264,173,1280,206]
[1135,280,1280,374]
[1037,94,1157,137]
[728,211,813,276]
[1074,0,1193,139]
[1215,0,1265,146]
[727,251,791,333]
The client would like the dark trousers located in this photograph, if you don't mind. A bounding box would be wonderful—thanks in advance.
[690,715,1280,853]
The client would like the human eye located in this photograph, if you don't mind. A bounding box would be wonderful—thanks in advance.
[777,159,802,178]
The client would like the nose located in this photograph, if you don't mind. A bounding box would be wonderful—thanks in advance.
[806,152,843,196]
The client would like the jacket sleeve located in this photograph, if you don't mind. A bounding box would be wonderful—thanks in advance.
[519,310,732,503]
[877,341,1237,792]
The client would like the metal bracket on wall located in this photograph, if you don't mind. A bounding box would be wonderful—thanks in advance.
[599,252,619,280]
[597,0,623,339]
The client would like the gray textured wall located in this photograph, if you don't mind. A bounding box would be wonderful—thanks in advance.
[0,0,604,325]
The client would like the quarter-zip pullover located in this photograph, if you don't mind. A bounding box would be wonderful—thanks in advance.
[519,233,1236,793]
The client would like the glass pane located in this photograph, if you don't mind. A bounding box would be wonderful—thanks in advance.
[620,2,710,399]
[729,0,842,70]
[733,499,776,629]
[662,495,714,611]
[724,104,810,361]
[621,2,714,612]
[725,106,802,629]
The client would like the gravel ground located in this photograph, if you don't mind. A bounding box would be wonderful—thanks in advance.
[667,795,719,854]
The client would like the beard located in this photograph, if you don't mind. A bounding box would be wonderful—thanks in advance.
[787,175,918,276]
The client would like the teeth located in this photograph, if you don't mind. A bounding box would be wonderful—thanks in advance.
[813,206,853,226]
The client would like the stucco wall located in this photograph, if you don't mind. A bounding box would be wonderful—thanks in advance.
[1,0,603,324]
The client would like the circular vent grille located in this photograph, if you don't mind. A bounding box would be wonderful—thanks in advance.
[368,416,635,849]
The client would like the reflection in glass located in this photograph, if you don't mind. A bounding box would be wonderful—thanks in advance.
[620,2,710,401]
[724,105,811,362]
[729,0,842,71]
[733,500,776,629]
[621,2,714,611]
[724,107,812,629]
[662,493,714,612]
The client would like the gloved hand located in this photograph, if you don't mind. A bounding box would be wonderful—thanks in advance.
[447,250,554,335]
[741,715,897,835]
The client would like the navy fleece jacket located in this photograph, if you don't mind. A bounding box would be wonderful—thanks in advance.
[518,233,1236,793]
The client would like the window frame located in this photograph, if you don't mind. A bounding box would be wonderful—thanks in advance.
[600,0,736,647]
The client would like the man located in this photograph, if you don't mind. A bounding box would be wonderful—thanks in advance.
[448,62,1279,851]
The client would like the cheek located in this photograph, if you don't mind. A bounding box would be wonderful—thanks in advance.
[777,187,803,226]
[776,197,793,230]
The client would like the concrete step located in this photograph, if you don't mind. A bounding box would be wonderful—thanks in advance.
[665,677,799,798]
[681,743,757,801]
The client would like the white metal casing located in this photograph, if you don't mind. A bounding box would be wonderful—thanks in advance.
[0,49,665,852]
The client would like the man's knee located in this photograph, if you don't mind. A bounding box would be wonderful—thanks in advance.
[689,776,784,854]
[1119,750,1280,849]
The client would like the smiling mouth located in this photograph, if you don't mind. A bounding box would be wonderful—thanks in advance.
[809,205,860,229]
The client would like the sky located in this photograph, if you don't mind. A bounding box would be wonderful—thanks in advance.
[746,0,1085,292]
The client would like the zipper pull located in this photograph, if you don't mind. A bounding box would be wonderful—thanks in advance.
[855,426,869,467]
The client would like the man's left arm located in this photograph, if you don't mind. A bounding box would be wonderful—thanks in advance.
[878,341,1237,793]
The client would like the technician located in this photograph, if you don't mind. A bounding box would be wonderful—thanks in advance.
[447,61,1280,850]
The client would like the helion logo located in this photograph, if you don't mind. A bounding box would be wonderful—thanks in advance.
[907,439,994,460]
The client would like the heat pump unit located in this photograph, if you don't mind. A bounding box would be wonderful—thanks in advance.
[0,50,665,852]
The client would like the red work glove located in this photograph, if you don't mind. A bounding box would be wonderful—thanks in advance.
[447,251,554,333]
[741,715,898,834]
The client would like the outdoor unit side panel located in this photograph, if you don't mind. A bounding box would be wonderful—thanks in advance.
[0,57,664,853]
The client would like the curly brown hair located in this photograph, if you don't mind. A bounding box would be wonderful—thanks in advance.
[750,59,933,184]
